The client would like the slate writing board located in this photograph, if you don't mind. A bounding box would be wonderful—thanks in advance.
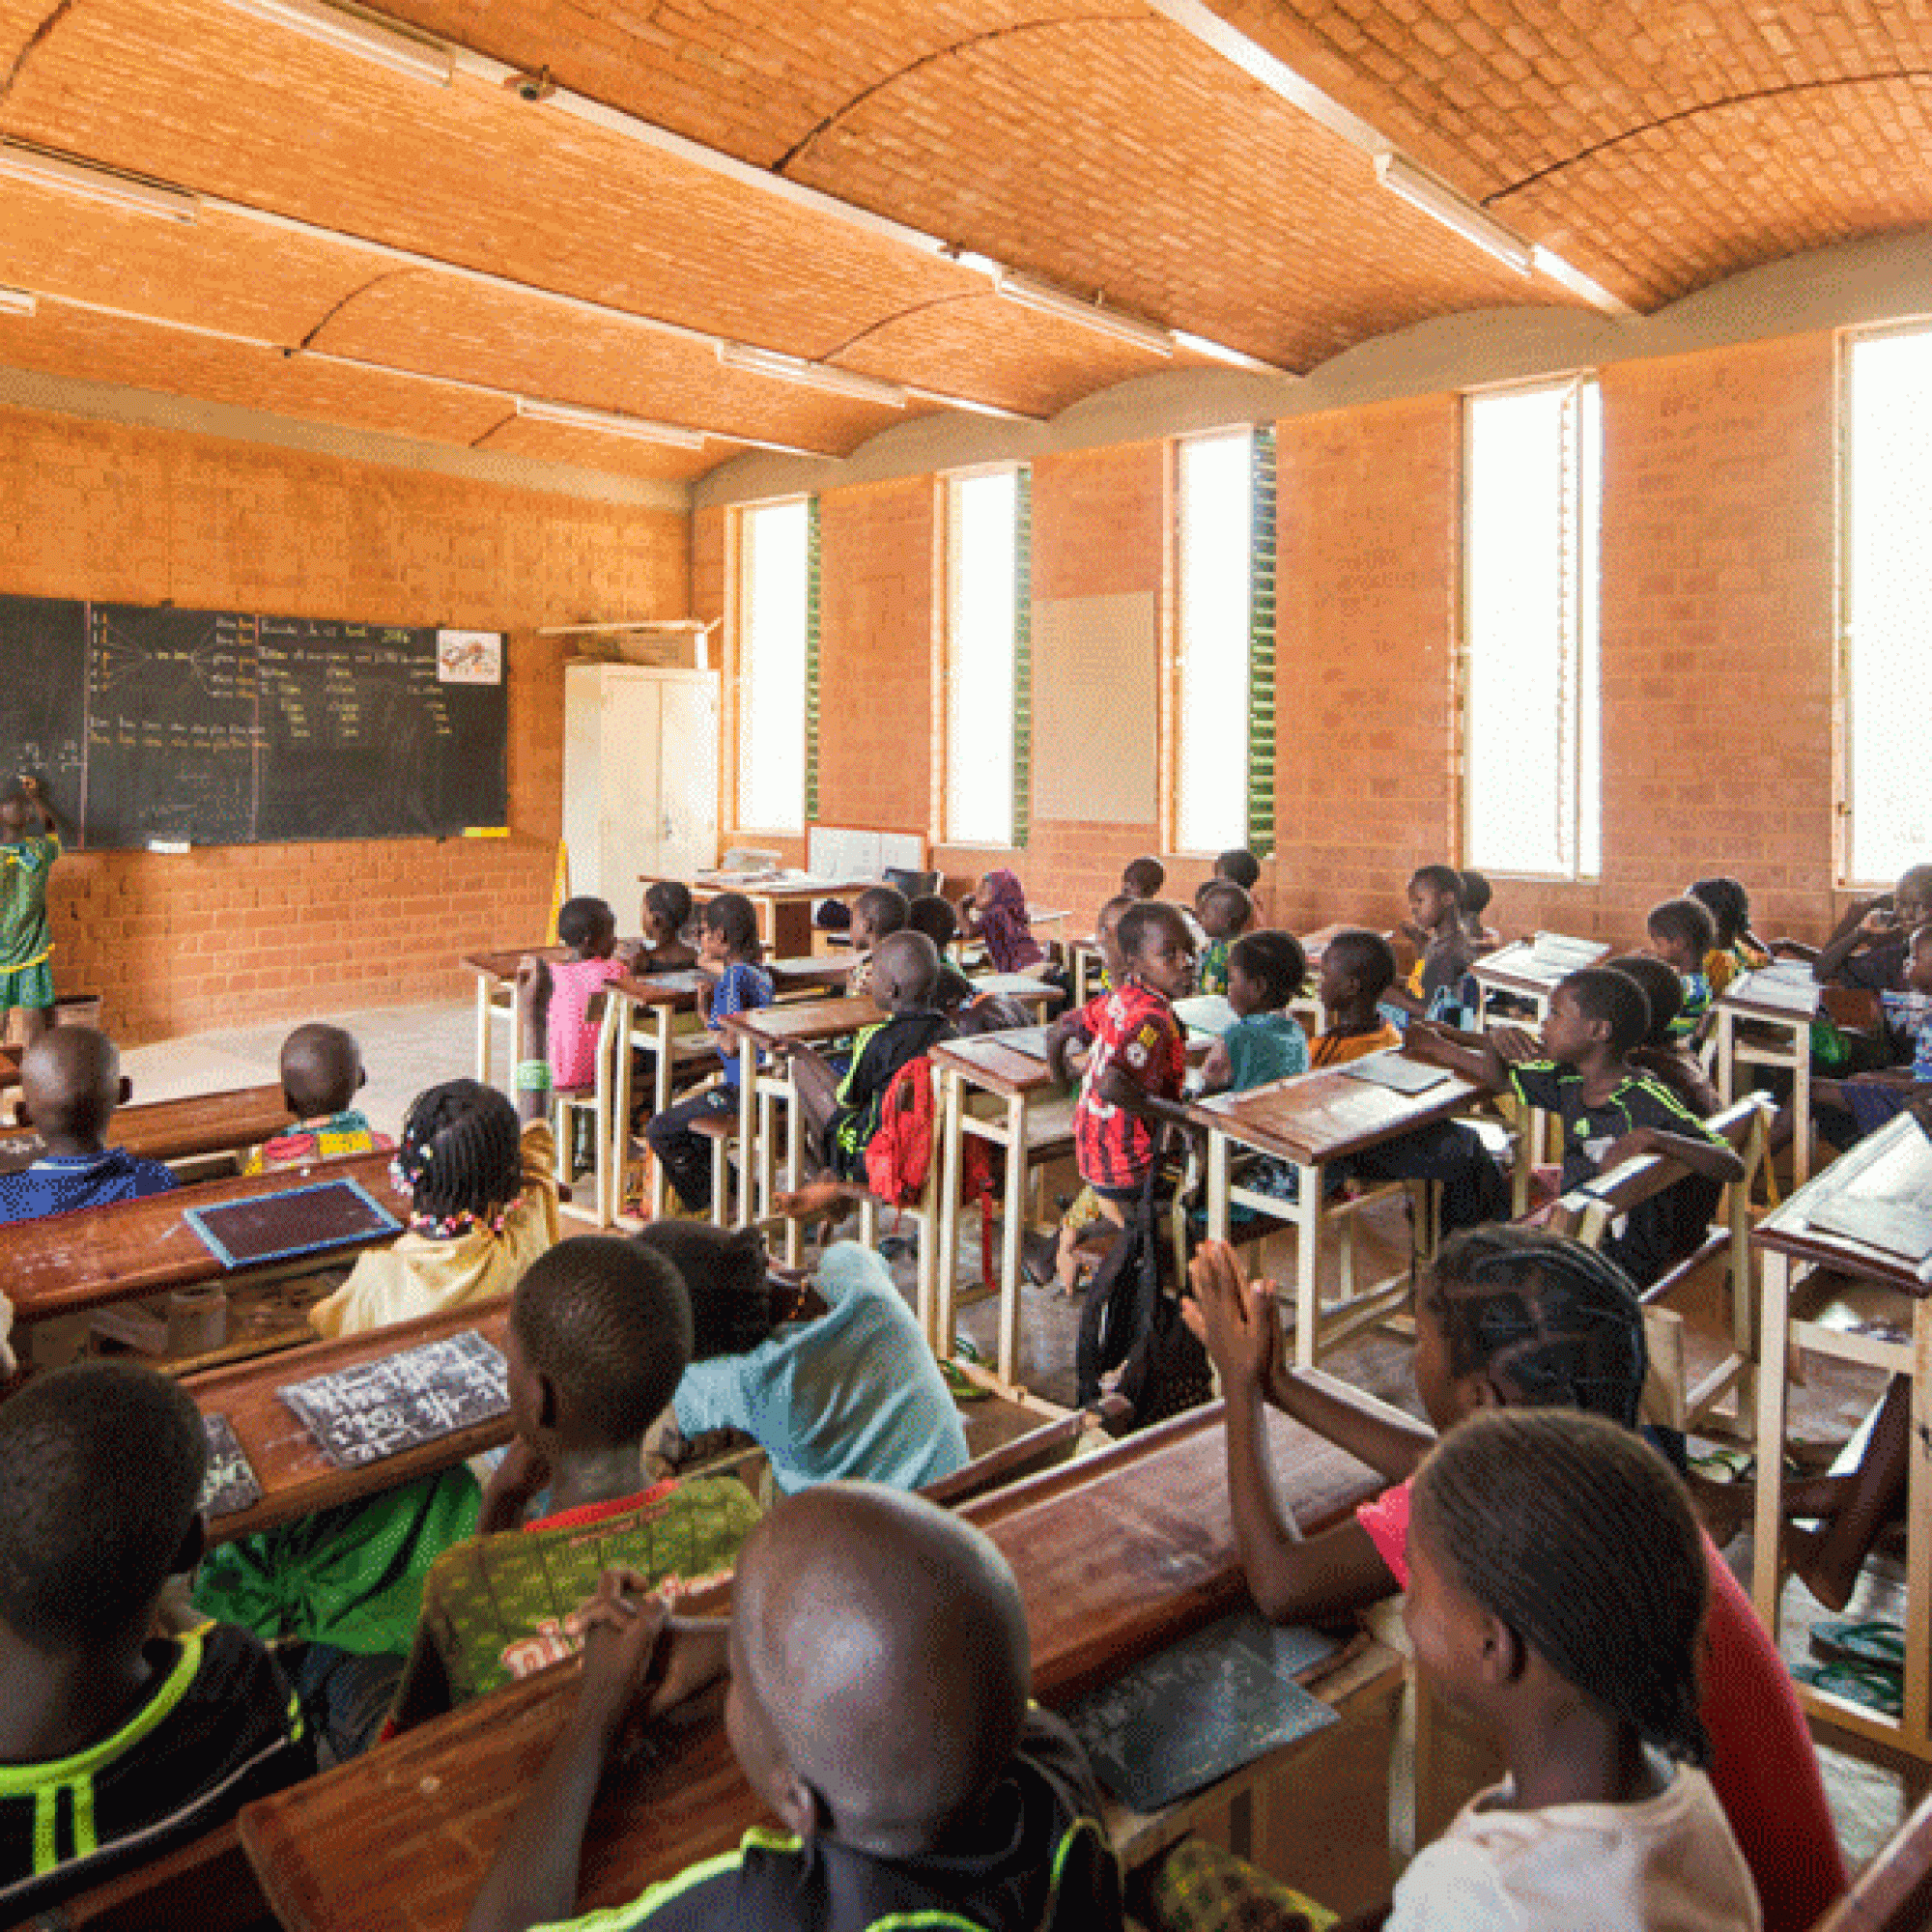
[277,1330,510,1471]
[1060,1608,1340,1813]
[200,1413,265,1520]
[184,1179,402,1271]
[0,592,505,847]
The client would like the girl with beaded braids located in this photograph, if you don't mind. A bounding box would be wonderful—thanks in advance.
[1384,1409,1759,1931]
[310,968,560,1339]
[1185,1231,1845,1930]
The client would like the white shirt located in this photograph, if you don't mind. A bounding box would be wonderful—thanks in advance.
[1387,1760,1761,1932]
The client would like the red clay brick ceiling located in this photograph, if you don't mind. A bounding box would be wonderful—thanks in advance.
[0,0,1921,475]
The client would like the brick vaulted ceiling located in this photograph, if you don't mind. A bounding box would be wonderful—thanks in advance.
[1,0,1928,481]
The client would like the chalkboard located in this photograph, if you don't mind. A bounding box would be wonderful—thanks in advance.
[199,1413,265,1520]
[1059,1608,1340,1812]
[0,592,506,847]
[184,1178,403,1271]
[277,1329,510,1470]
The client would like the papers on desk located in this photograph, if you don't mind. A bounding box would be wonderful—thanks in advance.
[199,1413,264,1519]
[1529,930,1605,971]
[1725,961,1819,1015]
[1174,994,1238,1038]
[1802,1124,1932,1263]
[1061,1607,1340,1812]
[640,969,708,996]
[1339,1051,1450,1094]
[278,1330,510,1470]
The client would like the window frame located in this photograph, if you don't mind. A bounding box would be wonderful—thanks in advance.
[730,494,813,838]
[1168,425,1259,860]
[1457,370,1603,882]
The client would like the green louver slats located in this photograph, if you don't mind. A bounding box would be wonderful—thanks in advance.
[1245,428,1277,857]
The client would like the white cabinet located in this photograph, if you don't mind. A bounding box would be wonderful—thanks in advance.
[562,665,720,912]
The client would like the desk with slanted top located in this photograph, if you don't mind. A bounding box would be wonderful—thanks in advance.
[764,952,858,998]
[185,1302,513,1547]
[461,946,572,1087]
[1468,934,1609,1025]
[721,994,883,1238]
[0,1082,293,1179]
[929,1033,1074,1395]
[1750,1110,1932,1762]
[1714,961,1838,1190]
[601,971,707,1224]
[238,1402,1391,1932]
[4,1149,409,1331]
[1189,1056,1484,1367]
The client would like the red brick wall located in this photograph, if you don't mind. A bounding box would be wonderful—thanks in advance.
[1,407,688,1043]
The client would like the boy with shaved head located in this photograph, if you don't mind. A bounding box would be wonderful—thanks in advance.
[466,1483,1122,1932]
[245,1022,392,1173]
[0,1025,176,1224]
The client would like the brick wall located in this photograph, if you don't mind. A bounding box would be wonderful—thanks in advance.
[723,330,1853,958]
[0,407,687,1043]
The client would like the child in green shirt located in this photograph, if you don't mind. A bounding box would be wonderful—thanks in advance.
[0,776,64,1044]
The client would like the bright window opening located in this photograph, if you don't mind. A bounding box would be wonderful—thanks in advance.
[945,469,1020,848]
[736,498,809,833]
[1176,431,1253,855]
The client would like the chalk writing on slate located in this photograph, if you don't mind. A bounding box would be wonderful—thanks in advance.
[1060,1607,1341,1814]
[200,1413,264,1520]
[278,1330,510,1470]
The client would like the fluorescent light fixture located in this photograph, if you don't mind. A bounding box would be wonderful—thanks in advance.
[1374,153,1531,275]
[1171,329,1293,377]
[515,396,706,449]
[214,0,453,85]
[0,144,198,224]
[0,289,36,317]
[1529,243,1635,318]
[991,270,1173,356]
[714,341,907,408]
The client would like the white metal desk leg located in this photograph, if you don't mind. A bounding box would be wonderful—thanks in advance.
[998,1091,1029,1389]
[1750,1249,1793,1634]
[783,1074,805,1267]
[1206,1130,1232,1243]
[474,977,493,1086]
[649,1008,672,1221]
[1715,1009,1736,1105]
[1790,1029,1812,1190]
[934,1068,964,1365]
[1294,1159,1321,1369]
[735,1037,756,1230]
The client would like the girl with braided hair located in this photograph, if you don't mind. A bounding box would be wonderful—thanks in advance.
[1386,1408,1758,1930]
[312,973,560,1338]
[1185,1231,1845,1930]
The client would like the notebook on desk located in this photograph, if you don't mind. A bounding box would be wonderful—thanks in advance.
[1340,1052,1449,1094]
[1802,1125,1932,1262]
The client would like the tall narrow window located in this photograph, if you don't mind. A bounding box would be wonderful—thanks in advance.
[1463,377,1601,877]
[1843,327,1932,883]
[945,468,1025,848]
[1175,430,1255,855]
[736,497,810,833]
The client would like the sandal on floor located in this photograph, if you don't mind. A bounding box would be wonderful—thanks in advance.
[939,1359,992,1404]
[1689,1447,1754,1484]
[1809,1619,1908,1671]
[1793,1659,1904,1718]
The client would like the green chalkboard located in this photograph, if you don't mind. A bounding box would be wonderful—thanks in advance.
[0,593,506,847]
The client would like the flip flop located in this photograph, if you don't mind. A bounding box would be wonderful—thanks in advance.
[1809,1619,1908,1671]
[1794,1659,1904,1719]
[939,1359,992,1404]
[1690,1448,1754,1484]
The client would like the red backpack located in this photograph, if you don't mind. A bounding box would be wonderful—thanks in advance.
[865,1054,996,1210]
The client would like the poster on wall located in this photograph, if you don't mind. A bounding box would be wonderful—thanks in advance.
[437,631,503,685]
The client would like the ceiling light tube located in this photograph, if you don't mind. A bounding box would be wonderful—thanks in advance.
[515,396,706,449]
[0,289,36,317]
[213,0,453,85]
[1170,329,1294,377]
[714,342,907,408]
[991,271,1174,356]
[1374,153,1532,275]
[0,144,198,224]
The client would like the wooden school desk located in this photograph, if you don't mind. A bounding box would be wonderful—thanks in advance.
[0,1082,293,1178]
[1468,933,1609,1025]
[600,971,708,1223]
[461,945,568,1086]
[763,952,857,998]
[930,1032,1076,1393]
[239,1402,1393,1932]
[185,1301,514,1548]
[1750,1110,1932,1761]
[4,1149,409,1331]
[642,870,872,959]
[1189,1056,1484,1367]
[722,994,883,1237]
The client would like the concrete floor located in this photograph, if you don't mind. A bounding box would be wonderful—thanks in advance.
[123,998,1923,1874]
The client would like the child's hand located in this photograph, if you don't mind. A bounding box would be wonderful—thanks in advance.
[1859,904,1901,939]
[612,938,641,971]
[1186,1240,1277,1391]
[1489,1025,1543,1064]
[478,1437,551,1531]
[566,1569,672,1747]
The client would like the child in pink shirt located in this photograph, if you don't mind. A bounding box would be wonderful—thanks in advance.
[535,897,635,1092]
